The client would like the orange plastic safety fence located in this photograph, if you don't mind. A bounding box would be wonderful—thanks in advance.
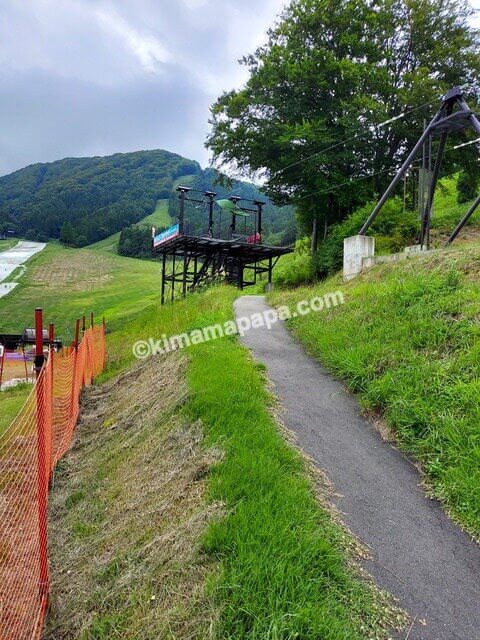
[0,323,106,640]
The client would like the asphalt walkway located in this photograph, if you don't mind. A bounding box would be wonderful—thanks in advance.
[235,295,480,640]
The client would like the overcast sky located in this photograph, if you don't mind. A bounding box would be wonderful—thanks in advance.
[0,0,478,177]
[0,0,286,176]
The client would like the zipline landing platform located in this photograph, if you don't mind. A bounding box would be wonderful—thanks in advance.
[152,187,293,304]
[154,232,292,304]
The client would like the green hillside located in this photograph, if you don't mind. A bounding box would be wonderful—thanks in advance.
[0,153,297,251]
[0,150,199,245]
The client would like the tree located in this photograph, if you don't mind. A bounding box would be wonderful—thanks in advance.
[60,221,76,246]
[118,224,155,259]
[206,0,480,235]
[24,228,38,241]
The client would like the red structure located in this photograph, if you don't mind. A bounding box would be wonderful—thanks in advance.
[0,309,106,640]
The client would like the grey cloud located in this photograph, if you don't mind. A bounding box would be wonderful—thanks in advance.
[0,70,209,174]
[0,0,285,175]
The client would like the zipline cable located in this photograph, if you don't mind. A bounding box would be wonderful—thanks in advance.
[272,98,440,177]
[294,136,480,202]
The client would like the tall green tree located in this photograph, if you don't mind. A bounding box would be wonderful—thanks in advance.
[59,221,76,246]
[206,0,480,234]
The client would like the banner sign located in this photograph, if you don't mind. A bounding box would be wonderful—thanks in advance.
[153,223,180,248]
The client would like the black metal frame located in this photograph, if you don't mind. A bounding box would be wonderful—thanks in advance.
[158,235,288,304]
[155,187,291,305]
[359,86,480,248]
[0,332,62,351]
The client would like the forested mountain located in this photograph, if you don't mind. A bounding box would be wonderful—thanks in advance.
[0,150,199,245]
[0,151,296,247]
[168,168,296,245]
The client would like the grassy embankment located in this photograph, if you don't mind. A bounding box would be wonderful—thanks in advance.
[0,383,31,437]
[0,233,403,638]
[270,241,480,538]
[429,176,480,243]
[0,238,18,253]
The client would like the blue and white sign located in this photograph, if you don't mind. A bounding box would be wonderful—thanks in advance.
[153,223,180,248]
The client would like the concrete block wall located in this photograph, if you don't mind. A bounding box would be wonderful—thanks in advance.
[343,235,435,280]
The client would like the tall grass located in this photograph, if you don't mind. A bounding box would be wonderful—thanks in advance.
[430,175,479,240]
[270,244,480,536]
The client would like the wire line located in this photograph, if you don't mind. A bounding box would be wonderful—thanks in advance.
[273,98,439,177]
[295,136,479,202]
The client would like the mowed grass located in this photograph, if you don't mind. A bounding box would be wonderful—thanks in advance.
[0,239,19,253]
[99,286,403,639]
[0,383,32,437]
[0,237,160,425]
[142,198,172,229]
[44,353,223,640]
[0,241,161,342]
[270,242,480,537]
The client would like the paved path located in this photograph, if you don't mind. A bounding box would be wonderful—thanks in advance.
[235,296,480,640]
[0,241,45,298]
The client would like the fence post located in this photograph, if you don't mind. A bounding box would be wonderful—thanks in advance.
[81,316,86,386]
[70,319,80,425]
[47,323,54,477]
[34,308,49,602]
[90,312,94,384]
[102,317,106,368]
[0,343,4,389]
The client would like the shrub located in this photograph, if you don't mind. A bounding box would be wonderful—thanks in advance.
[273,237,316,287]
[457,169,479,204]
[315,198,419,278]
[118,224,159,259]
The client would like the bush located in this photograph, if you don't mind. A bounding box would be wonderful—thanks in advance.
[24,228,38,241]
[315,198,419,278]
[273,237,316,288]
[457,169,479,204]
[118,224,158,259]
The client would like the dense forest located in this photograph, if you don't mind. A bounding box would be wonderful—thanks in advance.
[0,151,296,249]
[168,168,297,245]
[0,150,199,245]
